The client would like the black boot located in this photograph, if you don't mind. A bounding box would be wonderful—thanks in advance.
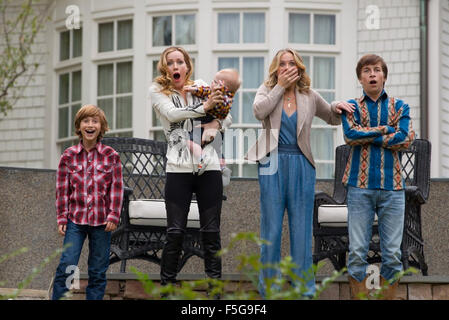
[201,232,222,279]
[160,232,184,286]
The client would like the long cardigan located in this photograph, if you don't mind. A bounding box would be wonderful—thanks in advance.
[245,83,341,167]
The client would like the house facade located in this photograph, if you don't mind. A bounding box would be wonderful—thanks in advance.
[0,0,447,178]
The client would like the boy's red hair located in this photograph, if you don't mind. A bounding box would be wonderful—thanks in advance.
[74,105,109,141]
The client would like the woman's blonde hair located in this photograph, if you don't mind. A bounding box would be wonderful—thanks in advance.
[264,48,311,93]
[74,104,109,141]
[154,46,194,95]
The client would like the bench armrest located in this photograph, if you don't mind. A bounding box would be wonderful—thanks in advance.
[405,186,426,204]
[124,186,133,198]
[315,190,341,205]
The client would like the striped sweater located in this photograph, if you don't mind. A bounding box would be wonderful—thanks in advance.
[341,90,415,190]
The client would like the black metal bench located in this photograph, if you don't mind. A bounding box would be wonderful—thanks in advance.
[313,139,431,275]
[103,137,203,273]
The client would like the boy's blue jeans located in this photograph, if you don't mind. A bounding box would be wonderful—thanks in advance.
[257,146,316,298]
[347,186,405,282]
[52,219,111,300]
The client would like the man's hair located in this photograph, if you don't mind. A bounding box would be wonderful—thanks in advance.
[74,104,109,141]
[356,54,388,80]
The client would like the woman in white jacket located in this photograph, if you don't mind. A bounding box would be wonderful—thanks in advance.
[149,46,232,287]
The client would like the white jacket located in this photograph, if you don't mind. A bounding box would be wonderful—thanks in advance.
[149,80,232,173]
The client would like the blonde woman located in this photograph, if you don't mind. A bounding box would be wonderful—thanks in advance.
[149,47,232,287]
[246,48,354,297]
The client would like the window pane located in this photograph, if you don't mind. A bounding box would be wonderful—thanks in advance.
[243,57,264,89]
[154,130,166,142]
[230,91,239,123]
[289,13,310,43]
[118,20,133,50]
[116,96,132,129]
[242,92,257,123]
[176,14,195,45]
[223,129,239,164]
[311,128,333,161]
[153,16,172,46]
[316,163,334,179]
[60,140,75,154]
[243,128,258,154]
[152,60,160,79]
[99,22,114,52]
[218,57,239,70]
[228,164,238,177]
[71,104,81,135]
[317,91,335,104]
[60,31,70,61]
[312,117,327,125]
[242,163,258,178]
[218,13,239,43]
[58,107,69,138]
[98,98,113,128]
[302,56,310,73]
[117,61,132,94]
[73,28,82,57]
[59,73,69,104]
[152,108,161,126]
[98,64,113,96]
[314,57,335,89]
[72,71,82,102]
[243,13,265,43]
[314,14,335,45]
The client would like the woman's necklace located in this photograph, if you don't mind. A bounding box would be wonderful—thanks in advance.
[285,93,295,108]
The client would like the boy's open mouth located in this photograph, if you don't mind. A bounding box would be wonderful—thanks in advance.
[369,80,377,84]
[173,72,181,80]
[85,129,96,134]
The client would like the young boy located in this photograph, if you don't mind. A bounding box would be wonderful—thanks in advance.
[52,104,123,300]
[341,54,415,300]
[184,68,241,174]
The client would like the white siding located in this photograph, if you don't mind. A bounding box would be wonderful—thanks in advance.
[0,2,49,168]
[356,0,421,134]
[441,0,449,177]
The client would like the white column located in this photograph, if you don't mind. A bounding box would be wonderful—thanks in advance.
[428,0,441,177]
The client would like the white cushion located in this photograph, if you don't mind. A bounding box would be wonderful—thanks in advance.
[128,199,200,228]
[318,204,378,227]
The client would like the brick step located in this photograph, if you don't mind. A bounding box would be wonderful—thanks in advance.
[63,274,449,300]
[0,288,48,300]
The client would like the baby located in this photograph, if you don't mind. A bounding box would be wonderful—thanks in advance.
[184,68,241,175]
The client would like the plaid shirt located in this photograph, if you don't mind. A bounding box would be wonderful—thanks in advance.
[341,90,415,190]
[56,141,123,226]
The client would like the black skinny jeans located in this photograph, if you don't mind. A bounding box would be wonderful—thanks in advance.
[161,171,223,282]
[165,171,223,234]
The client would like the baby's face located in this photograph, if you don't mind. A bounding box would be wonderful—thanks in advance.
[213,72,238,92]
[212,74,227,89]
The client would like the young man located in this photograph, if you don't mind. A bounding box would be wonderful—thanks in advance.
[52,105,123,300]
[341,54,415,300]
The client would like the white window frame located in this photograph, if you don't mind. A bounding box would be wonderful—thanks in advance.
[96,59,134,137]
[214,10,268,51]
[55,68,83,148]
[286,9,342,178]
[148,11,198,55]
[53,22,85,155]
[213,8,268,177]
